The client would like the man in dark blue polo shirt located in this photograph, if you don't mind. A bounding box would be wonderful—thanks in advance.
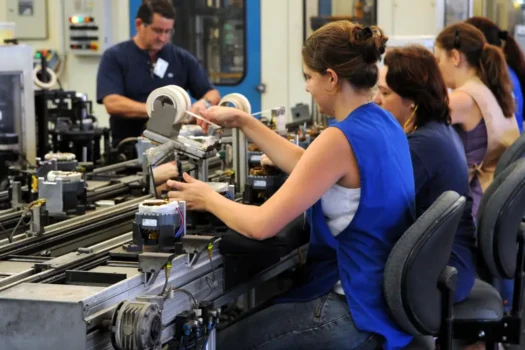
[96,0,220,148]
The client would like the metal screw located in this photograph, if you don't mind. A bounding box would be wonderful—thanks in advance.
[503,336,507,341]
[479,331,485,338]
[504,323,508,328]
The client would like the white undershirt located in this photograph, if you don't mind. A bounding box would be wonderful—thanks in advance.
[321,184,361,295]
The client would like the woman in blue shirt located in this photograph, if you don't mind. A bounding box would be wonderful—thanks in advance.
[466,16,525,133]
[167,21,416,349]
[374,45,476,303]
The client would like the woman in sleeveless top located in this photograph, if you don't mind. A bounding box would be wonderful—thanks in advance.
[374,45,476,303]
[434,22,520,219]
[167,21,416,349]
[465,17,525,316]
[466,17,525,133]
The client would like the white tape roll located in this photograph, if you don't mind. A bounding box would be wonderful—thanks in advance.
[138,199,180,215]
[219,93,252,114]
[33,65,57,90]
[47,171,82,182]
[146,85,191,125]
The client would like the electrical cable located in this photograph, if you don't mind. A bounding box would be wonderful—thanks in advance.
[175,206,184,238]
[32,65,57,89]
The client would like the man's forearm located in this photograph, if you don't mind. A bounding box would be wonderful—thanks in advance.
[103,94,148,118]
[202,89,221,105]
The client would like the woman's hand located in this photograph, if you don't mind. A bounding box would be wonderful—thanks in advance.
[152,161,179,185]
[166,173,215,211]
[260,154,275,167]
[198,106,246,134]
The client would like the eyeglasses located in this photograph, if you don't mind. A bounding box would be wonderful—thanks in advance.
[145,24,174,36]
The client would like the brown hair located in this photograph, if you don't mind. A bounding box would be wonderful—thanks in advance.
[436,22,515,118]
[302,21,388,90]
[137,0,176,24]
[384,45,451,127]
[466,16,525,117]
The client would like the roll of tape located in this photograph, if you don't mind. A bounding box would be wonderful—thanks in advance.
[219,93,251,114]
[138,199,179,215]
[33,65,57,90]
[146,85,191,125]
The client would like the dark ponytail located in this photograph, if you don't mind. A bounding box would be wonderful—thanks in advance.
[466,16,525,117]
[436,22,515,118]
[478,44,515,118]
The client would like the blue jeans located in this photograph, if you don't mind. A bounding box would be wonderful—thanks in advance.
[217,292,382,350]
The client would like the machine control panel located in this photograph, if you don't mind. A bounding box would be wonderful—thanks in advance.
[63,0,113,55]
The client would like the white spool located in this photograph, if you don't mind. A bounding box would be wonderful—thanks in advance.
[138,199,180,215]
[47,171,82,182]
[219,93,252,114]
[146,85,191,125]
[33,65,58,90]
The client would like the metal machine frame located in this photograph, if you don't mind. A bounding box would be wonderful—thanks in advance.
[0,44,36,164]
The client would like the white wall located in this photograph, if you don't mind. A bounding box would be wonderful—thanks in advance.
[260,0,311,119]
[261,0,448,118]
[0,0,131,128]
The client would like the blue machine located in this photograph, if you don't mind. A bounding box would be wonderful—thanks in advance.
[129,0,262,113]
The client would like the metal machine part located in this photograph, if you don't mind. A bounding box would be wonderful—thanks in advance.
[38,171,86,216]
[0,234,307,350]
[136,137,154,166]
[144,85,226,183]
[111,300,163,350]
[34,89,110,164]
[38,153,78,176]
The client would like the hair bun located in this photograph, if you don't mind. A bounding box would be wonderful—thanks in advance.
[351,26,387,64]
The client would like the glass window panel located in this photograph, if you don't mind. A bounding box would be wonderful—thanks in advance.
[303,0,377,40]
[445,0,471,26]
[171,0,245,85]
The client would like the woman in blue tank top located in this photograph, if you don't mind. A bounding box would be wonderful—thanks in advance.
[374,45,476,303]
[167,21,416,349]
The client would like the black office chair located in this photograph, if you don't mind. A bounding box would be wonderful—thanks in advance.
[384,191,466,350]
[452,158,525,349]
[494,132,525,177]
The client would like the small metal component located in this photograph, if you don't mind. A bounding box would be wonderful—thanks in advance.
[228,184,235,199]
[181,235,217,266]
[179,201,186,237]
[77,247,93,254]
[478,330,485,338]
[138,252,176,286]
[10,181,22,209]
[27,205,45,237]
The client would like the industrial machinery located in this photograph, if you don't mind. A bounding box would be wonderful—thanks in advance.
[34,89,110,164]
[143,86,251,186]
[0,44,37,190]
[0,83,311,349]
[0,199,308,350]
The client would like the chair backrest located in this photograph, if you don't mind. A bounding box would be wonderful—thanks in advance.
[477,158,525,279]
[494,133,525,177]
[384,191,466,336]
